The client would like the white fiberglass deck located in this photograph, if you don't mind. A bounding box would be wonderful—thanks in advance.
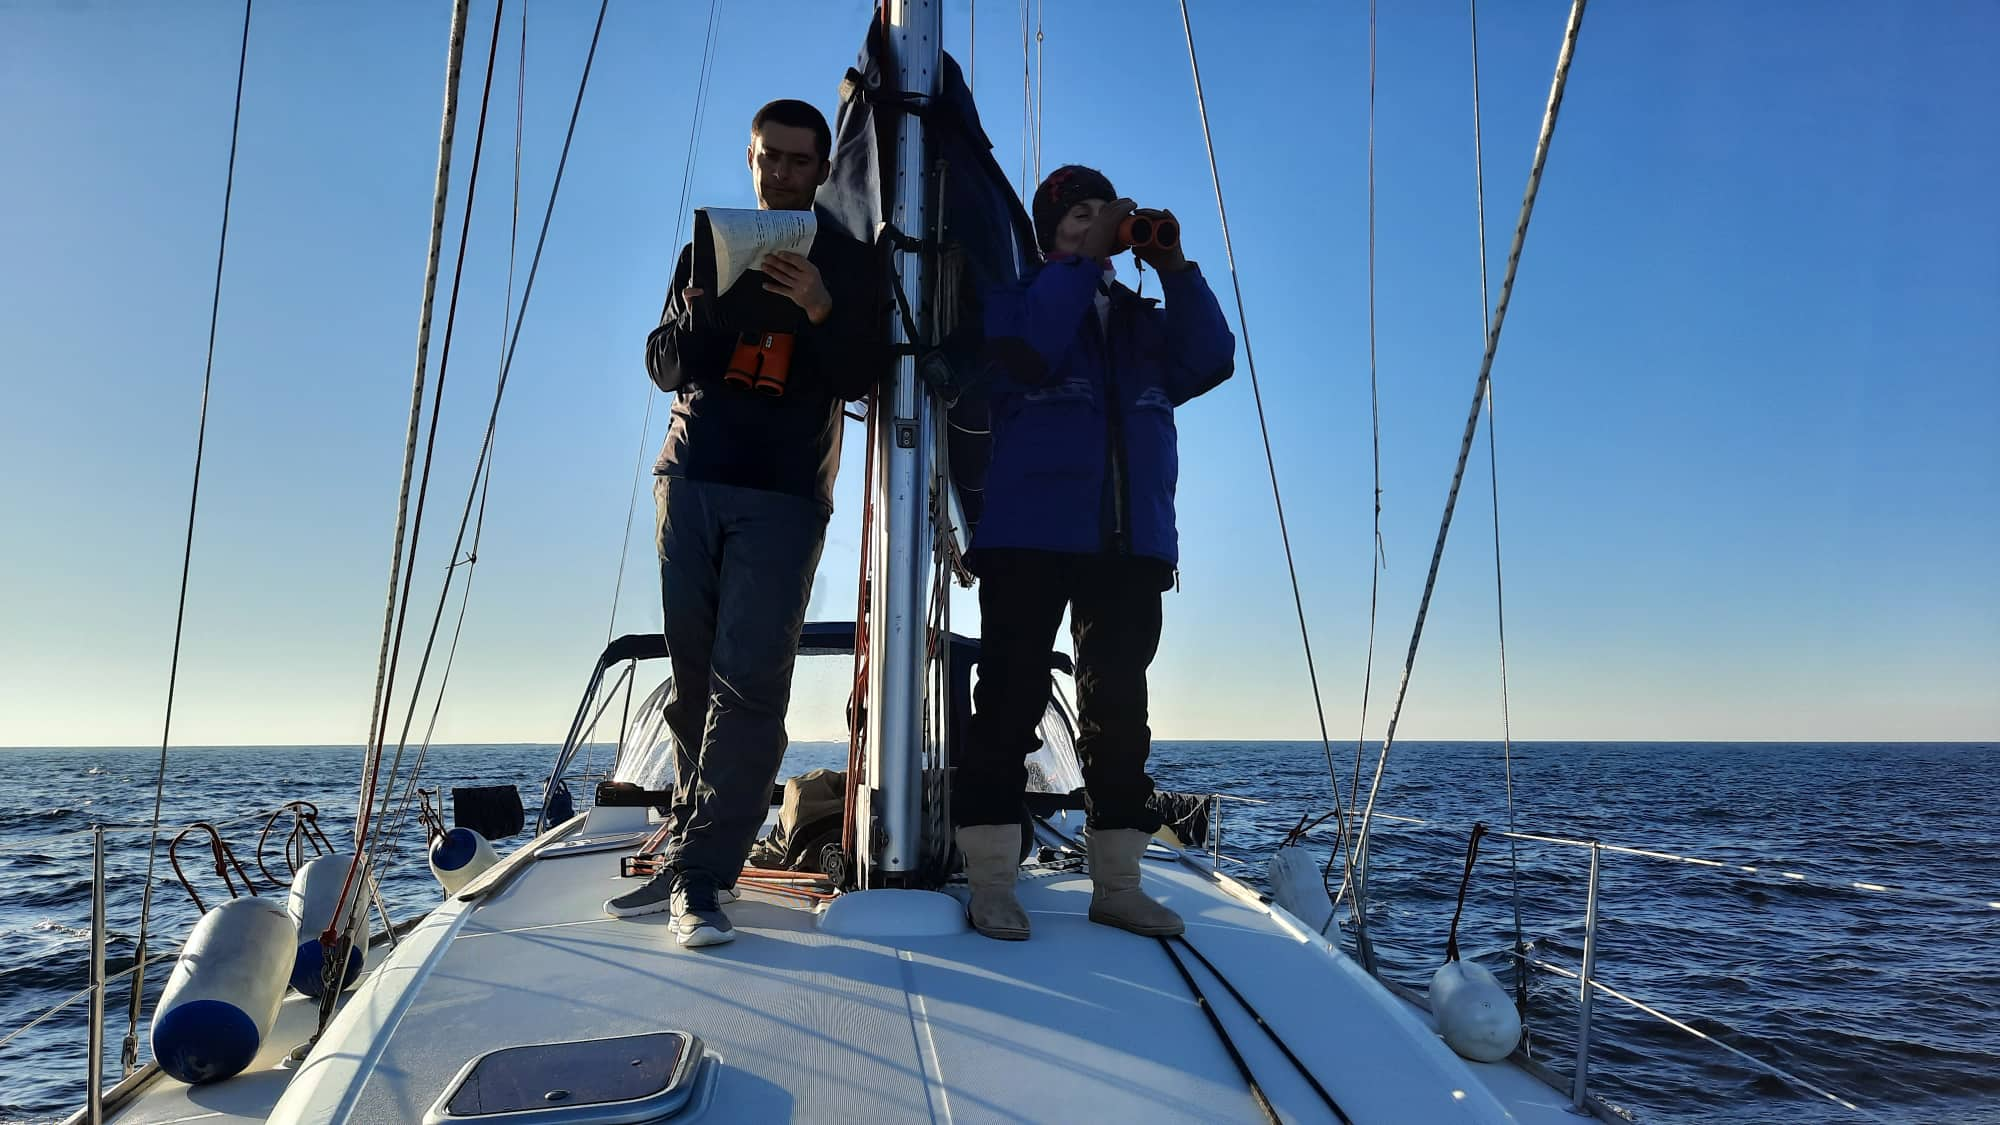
[99,808,1592,1124]
[257,810,1540,1124]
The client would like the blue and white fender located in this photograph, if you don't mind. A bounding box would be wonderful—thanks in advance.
[150,896,295,1084]
[286,854,371,998]
[428,827,498,895]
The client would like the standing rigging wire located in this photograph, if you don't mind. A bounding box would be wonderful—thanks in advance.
[354,0,472,834]
[1019,0,1031,198]
[313,0,474,1034]
[320,0,617,1021]
[1467,0,1533,1032]
[125,0,255,1073]
[1338,0,1591,925]
[382,451,496,850]
[604,0,726,646]
[382,0,531,852]
[1175,0,1351,855]
[1333,0,1388,949]
[1033,0,1044,187]
[968,0,976,90]
[353,0,514,871]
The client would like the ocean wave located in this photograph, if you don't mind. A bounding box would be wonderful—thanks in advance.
[0,809,86,833]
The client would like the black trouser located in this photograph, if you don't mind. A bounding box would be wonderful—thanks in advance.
[958,549,1168,833]
[654,476,827,886]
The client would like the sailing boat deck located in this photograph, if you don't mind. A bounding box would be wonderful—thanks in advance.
[156,808,1544,1124]
[87,814,1596,1125]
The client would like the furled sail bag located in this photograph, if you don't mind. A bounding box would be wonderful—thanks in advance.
[818,22,1042,542]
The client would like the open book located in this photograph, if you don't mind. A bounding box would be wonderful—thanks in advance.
[692,207,818,298]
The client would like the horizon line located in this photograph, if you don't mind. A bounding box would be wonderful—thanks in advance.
[2,737,1992,751]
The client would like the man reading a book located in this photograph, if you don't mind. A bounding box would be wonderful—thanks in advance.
[608,99,882,946]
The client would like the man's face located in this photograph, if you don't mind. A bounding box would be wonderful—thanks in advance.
[1051,198,1105,258]
[748,122,829,211]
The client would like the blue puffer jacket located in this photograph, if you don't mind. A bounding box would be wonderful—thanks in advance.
[971,256,1236,568]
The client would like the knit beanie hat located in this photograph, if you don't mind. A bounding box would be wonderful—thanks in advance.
[1032,164,1117,253]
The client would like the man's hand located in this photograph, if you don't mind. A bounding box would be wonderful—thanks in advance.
[1131,208,1189,273]
[761,251,833,325]
[676,284,712,331]
[1078,198,1137,261]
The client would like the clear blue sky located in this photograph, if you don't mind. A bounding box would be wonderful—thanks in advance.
[1,1,1994,748]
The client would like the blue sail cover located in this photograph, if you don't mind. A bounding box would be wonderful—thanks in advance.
[818,21,1041,538]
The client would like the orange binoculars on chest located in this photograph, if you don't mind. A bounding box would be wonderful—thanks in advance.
[725,331,796,396]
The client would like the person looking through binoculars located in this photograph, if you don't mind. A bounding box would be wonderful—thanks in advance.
[955,164,1238,941]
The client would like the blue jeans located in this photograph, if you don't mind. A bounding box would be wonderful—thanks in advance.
[654,476,827,885]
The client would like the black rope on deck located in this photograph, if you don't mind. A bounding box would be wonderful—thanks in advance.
[1157,937,1282,1125]
[1170,934,1353,1123]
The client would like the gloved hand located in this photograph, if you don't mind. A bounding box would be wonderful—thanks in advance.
[1078,198,1138,261]
[1130,208,1188,273]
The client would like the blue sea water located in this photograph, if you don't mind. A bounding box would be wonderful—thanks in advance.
[0,741,1994,1123]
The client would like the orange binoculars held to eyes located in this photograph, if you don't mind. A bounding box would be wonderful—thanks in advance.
[1117,208,1180,252]
[725,331,795,396]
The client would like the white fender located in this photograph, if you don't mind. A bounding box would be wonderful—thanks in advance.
[150,896,295,1084]
[1266,845,1336,936]
[429,827,498,895]
[286,854,371,998]
[1429,957,1522,1063]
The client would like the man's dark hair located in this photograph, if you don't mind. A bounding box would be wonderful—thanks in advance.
[751,99,832,162]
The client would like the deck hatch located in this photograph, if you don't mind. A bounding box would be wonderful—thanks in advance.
[427,1031,704,1123]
